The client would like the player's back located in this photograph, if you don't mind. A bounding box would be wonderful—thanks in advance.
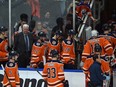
[43,60,65,87]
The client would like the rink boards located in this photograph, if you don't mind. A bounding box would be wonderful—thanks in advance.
[0,68,85,87]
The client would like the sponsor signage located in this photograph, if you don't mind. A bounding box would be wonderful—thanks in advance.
[0,69,85,87]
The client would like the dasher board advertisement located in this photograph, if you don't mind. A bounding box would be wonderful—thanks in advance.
[0,68,85,87]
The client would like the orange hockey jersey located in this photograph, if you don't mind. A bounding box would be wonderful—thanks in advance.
[83,57,110,74]
[47,39,61,61]
[42,60,65,87]
[61,40,75,64]
[82,37,113,62]
[30,44,47,68]
[3,62,20,87]
[82,57,110,84]
[0,39,8,62]
[99,35,116,49]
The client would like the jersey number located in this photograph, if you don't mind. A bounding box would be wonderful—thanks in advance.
[47,68,56,78]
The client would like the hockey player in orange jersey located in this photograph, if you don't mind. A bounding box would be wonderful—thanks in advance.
[0,26,9,66]
[82,43,111,87]
[81,30,113,63]
[47,30,62,61]
[99,23,116,49]
[2,51,20,87]
[30,36,47,68]
[61,29,76,69]
[42,49,66,87]
[76,0,97,22]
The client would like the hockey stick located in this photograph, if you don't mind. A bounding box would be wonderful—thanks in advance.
[33,55,46,76]
[1,64,13,87]
[42,56,46,65]
[33,67,43,78]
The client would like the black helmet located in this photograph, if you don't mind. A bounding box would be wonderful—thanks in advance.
[9,51,19,59]
[50,49,59,57]
[56,30,62,36]
[94,43,102,52]
[38,31,46,37]
[102,23,110,31]
[68,29,75,35]
[0,26,8,32]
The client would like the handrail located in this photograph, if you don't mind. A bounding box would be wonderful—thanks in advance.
[77,0,95,38]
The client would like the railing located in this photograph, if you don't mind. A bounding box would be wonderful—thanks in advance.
[77,0,95,39]
[75,0,105,69]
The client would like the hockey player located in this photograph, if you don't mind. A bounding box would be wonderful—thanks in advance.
[76,0,97,22]
[81,30,113,64]
[61,29,76,69]
[38,31,49,45]
[99,24,116,67]
[30,36,47,68]
[100,23,116,87]
[82,43,111,86]
[47,30,62,61]
[100,23,116,49]
[87,44,110,87]
[42,49,66,87]
[0,26,9,66]
[2,51,20,87]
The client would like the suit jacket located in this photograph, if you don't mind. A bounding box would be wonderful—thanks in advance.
[14,32,33,54]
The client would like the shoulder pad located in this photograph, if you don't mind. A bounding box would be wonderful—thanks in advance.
[7,62,15,67]
[65,39,73,45]
[50,39,58,45]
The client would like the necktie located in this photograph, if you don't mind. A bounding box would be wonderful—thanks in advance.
[25,35,29,51]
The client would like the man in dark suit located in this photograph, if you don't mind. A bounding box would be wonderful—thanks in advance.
[14,24,33,68]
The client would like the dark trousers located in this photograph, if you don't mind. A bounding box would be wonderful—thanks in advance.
[18,52,31,68]
[88,82,102,87]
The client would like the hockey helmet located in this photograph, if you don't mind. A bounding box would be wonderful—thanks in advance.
[50,49,59,57]
[56,30,62,36]
[38,31,46,37]
[0,26,8,32]
[68,29,76,35]
[9,51,19,59]
[94,43,102,52]
[102,23,110,31]
[91,30,98,37]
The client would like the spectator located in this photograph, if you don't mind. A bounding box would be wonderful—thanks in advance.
[29,20,36,32]
[51,17,65,38]
[14,24,33,68]
[14,13,28,34]
[65,14,73,38]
